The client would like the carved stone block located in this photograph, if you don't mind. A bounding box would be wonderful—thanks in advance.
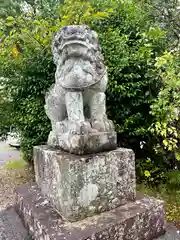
[15,183,165,240]
[34,146,136,221]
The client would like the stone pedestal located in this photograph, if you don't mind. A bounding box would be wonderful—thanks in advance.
[15,145,166,240]
[34,146,136,221]
[15,184,165,240]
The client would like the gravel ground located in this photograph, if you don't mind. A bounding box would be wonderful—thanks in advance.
[0,166,34,211]
[0,141,33,239]
[0,207,30,240]
[0,141,34,210]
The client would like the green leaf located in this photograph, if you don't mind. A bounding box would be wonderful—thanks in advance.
[163,139,168,147]
[175,152,180,161]
[6,16,14,21]
[144,170,151,178]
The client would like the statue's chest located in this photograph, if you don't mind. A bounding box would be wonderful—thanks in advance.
[56,63,100,90]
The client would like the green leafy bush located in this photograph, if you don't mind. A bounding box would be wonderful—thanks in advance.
[149,47,180,168]
[137,0,180,46]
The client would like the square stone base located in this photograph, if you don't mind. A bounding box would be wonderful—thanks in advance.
[34,146,136,221]
[15,183,165,240]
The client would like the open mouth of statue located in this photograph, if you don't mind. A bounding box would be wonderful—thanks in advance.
[60,40,92,50]
[60,41,94,63]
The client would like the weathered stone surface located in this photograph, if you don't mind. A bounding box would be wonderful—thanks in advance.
[34,146,136,221]
[56,131,117,155]
[45,25,117,153]
[15,183,165,240]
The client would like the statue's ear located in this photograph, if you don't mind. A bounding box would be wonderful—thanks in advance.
[52,31,61,65]
[51,39,59,65]
[52,50,59,65]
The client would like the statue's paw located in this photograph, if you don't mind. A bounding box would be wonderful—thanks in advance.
[92,119,115,132]
[69,121,92,134]
[91,120,106,132]
[89,128,99,133]
[79,121,92,134]
[81,121,101,134]
[70,121,100,134]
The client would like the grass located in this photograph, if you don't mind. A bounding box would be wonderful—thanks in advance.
[138,184,180,226]
[5,158,27,169]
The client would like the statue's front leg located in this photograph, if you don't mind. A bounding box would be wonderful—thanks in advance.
[65,92,91,134]
[45,85,66,146]
[90,92,114,132]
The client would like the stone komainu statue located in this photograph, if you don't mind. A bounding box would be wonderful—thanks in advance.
[45,25,116,154]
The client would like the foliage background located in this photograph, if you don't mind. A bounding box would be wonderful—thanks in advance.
[0,0,179,184]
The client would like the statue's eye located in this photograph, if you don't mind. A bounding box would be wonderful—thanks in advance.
[61,26,67,31]
[70,28,77,34]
